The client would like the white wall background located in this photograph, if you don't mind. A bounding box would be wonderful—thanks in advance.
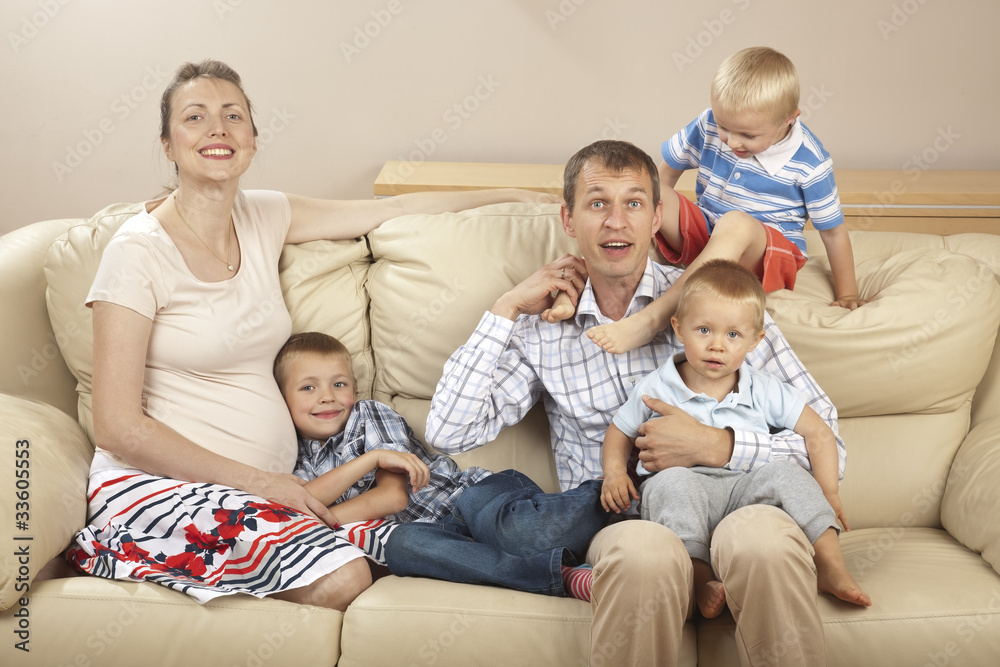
[2,0,997,235]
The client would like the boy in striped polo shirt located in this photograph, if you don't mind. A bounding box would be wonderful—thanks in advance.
[552,47,866,354]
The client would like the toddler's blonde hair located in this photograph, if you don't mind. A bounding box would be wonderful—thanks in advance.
[711,47,799,123]
[675,259,766,333]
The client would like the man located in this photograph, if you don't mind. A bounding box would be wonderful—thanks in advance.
[420,140,843,665]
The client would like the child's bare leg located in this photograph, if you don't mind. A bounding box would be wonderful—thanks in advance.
[693,558,727,619]
[587,210,768,354]
[542,290,576,323]
[813,528,871,607]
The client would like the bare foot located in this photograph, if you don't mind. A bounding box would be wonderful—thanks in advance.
[813,529,871,607]
[817,564,872,607]
[542,292,576,323]
[587,315,658,354]
[697,580,727,619]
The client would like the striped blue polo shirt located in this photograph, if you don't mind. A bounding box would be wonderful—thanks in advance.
[662,108,844,255]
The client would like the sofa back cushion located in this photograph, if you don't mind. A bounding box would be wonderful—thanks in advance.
[368,202,575,491]
[768,234,1000,528]
[44,203,144,444]
[767,243,1000,418]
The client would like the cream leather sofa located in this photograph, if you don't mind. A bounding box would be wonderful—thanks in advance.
[2,199,999,666]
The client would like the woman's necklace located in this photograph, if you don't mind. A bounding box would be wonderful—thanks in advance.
[174,197,235,271]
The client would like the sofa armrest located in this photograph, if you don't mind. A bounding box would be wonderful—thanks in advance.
[941,416,1000,574]
[0,393,93,611]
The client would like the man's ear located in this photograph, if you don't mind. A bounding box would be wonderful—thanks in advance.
[560,203,577,238]
[650,197,663,239]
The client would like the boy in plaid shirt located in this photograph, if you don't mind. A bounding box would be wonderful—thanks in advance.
[275,332,599,598]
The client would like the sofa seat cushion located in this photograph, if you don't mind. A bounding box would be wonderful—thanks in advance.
[767,246,1000,419]
[0,576,343,666]
[339,575,697,667]
[696,527,1000,666]
[836,411,971,530]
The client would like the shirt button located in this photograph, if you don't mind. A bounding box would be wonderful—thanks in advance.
[734,172,741,180]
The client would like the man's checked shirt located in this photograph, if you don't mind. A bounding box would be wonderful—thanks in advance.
[425,260,845,492]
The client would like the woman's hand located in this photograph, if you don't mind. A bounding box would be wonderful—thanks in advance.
[247,472,339,528]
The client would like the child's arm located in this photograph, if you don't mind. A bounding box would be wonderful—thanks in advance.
[818,225,866,310]
[794,405,850,530]
[601,423,639,513]
[326,469,409,525]
[658,161,685,190]
[304,450,430,518]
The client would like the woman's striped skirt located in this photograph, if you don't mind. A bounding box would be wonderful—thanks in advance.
[66,469,365,604]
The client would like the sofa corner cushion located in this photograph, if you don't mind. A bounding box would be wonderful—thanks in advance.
[941,416,1000,573]
[0,393,93,611]
[767,247,1000,418]
[43,202,144,440]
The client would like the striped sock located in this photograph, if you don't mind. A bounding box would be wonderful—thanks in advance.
[561,564,593,602]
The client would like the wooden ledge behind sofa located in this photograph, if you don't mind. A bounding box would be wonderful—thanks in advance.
[373,161,1000,236]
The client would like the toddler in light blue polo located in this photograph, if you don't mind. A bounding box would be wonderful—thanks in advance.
[601,259,870,618]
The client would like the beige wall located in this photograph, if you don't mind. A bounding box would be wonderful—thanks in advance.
[1,0,997,235]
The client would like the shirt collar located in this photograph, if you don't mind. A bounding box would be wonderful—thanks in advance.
[664,352,756,407]
[752,119,804,176]
[573,259,660,327]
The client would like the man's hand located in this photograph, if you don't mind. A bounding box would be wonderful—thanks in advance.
[634,396,734,473]
[490,253,588,321]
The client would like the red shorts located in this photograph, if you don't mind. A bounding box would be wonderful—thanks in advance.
[654,192,807,293]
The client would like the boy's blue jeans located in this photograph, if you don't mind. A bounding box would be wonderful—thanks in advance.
[384,469,608,596]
